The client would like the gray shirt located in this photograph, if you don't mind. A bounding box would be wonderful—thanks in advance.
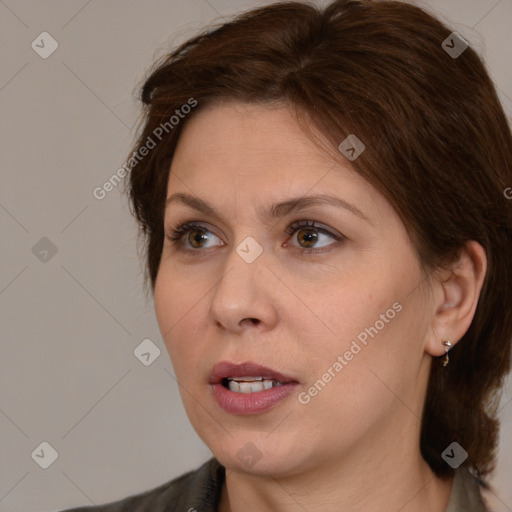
[59,458,488,511]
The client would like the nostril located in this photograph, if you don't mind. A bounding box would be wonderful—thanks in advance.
[240,318,259,326]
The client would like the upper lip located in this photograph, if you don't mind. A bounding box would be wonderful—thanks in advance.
[209,361,298,384]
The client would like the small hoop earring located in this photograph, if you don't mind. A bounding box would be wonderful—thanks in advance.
[441,340,452,367]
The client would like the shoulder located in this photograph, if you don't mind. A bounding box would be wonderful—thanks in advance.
[58,458,225,512]
[445,465,489,512]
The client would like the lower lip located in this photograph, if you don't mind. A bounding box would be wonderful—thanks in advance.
[211,382,298,415]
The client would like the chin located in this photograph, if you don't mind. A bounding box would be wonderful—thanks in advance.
[208,433,309,477]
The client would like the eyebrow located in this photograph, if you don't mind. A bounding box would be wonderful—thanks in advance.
[165,192,369,222]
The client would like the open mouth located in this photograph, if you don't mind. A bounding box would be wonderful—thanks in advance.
[221,376,285,393]
[210,361,297,389]
[210,361,299,415]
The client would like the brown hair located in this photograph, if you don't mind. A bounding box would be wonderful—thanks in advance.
[125,0,512,487]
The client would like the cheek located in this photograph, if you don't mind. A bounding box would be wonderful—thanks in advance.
[298,259,423,389]
[297,306,421,437]
[316,289,428,411]
[299,272,398,358]
[153,269,206,368]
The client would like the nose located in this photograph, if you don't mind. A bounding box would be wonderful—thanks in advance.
[208,243,279,334]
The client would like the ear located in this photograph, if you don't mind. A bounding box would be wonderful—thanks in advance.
[425,241,487,357]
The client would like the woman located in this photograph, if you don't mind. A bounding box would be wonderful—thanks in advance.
[61,0,512,510]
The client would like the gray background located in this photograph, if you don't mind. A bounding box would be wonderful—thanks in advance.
[0,0,511,511]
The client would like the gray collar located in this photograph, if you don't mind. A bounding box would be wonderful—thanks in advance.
[445,466,488,511]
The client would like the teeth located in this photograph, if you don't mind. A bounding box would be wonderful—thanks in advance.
[239,382,255,393]
[228,380,240,392]
[227,378,282,393]
[228,376,263,381]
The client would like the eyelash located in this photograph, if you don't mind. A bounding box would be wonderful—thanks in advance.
[165,220,344,255]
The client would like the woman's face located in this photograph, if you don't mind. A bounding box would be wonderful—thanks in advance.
[154,101,437,477]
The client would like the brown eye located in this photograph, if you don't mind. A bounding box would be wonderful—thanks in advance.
[296,228,319,248]
[187,229,210,249]
[166,223,223,250]
[285,221,341,250]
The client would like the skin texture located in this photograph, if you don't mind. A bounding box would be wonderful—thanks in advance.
[153,101,487,512]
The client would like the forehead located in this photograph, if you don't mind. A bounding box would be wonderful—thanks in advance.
[173,100,327,165]
[166,100,388,224]
[170,101,356,186]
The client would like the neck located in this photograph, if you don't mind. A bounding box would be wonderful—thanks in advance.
[218,422,454,512]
